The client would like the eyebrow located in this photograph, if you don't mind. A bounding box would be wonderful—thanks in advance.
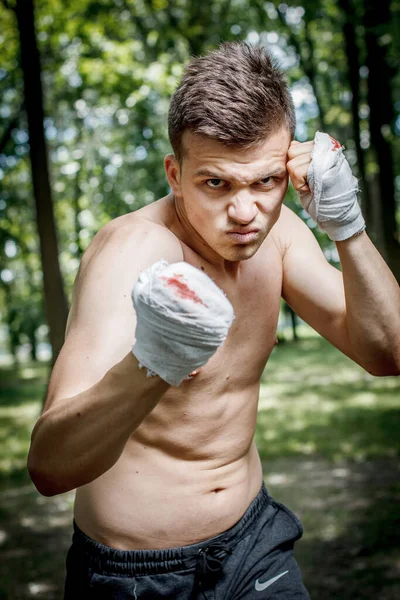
[193,167,287,180]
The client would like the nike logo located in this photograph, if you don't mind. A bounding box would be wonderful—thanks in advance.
[255,570,289,591]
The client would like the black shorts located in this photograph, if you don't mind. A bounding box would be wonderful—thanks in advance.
[64,482,310,599]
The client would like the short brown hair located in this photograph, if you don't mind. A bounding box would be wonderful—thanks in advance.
[168,42,296,162]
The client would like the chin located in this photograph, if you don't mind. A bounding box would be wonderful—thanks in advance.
[219,243,261,262]
[228,232,269,261]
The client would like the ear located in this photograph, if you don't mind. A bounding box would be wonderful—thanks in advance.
[164,154,183,197]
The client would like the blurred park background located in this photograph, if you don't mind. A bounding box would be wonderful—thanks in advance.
[0,0,400,598]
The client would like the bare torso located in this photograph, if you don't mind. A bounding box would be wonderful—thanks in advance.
[74,196,285,550]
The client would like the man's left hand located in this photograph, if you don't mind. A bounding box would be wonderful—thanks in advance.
[286,132,366,242]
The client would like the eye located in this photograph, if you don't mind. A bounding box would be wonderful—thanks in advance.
[206,178,225,189]
[259,177,272,185]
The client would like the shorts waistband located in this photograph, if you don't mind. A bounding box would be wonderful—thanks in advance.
[73,481,269,576]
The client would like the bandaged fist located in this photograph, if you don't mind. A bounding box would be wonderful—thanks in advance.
[131,260,235,386]
[287,131,366,241]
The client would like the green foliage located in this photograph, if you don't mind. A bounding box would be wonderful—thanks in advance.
[0,0,399,352]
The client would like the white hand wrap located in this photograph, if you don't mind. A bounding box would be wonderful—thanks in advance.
[131,260,235,386]
[300,131,366,241]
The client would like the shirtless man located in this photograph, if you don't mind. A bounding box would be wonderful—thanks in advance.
[27,42,400,599]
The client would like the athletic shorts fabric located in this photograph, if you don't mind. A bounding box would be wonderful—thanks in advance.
[64,482,310,599]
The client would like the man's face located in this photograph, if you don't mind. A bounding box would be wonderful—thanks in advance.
[166,127,292,263]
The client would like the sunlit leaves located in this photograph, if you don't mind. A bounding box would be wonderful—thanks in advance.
[1,0,400,357]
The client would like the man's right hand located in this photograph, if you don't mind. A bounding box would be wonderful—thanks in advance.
[131,260,235,386]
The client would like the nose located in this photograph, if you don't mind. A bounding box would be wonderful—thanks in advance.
[227,192,258,224]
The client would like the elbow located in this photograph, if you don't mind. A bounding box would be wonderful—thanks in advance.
[28,469,73,497]
[27,414,76,496]
[28,468,60,497]
[364,361,400,377]
[27,453,73,497]
[31,480,61,498]
[359,345,400,377]
[369,368,400,377]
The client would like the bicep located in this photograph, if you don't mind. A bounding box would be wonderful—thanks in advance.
[44,221,183,412]
[280,209,364,366]
[282,223,346,336]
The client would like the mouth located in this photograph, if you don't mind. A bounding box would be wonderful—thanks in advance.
[226,229,260,244]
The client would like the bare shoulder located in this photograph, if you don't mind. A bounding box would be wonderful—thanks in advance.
[81,210,183,272]
[270,203,312,257]
[66,210,183,337]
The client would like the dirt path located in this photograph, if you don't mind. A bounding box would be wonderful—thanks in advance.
[1,457,399,599]
[265,457,400,600]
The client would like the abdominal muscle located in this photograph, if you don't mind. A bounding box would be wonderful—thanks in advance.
[73,387,264,551]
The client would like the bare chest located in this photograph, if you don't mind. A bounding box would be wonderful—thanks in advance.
[181,240,283,386]
[130,236,283,462]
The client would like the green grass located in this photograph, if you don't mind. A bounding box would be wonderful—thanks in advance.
[0,337,399,599]
[257,335,400,462]
[0,362,49,491]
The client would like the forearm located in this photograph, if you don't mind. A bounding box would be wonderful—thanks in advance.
[336,231,400,374]
[27,353,170,496]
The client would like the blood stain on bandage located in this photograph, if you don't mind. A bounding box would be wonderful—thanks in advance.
[162,274,208,306]
[329,135,343,151]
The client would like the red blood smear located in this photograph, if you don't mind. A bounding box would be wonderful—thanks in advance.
[162,274,207,306]
[329,135,342,151]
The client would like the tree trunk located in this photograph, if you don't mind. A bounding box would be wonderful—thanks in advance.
[338,0,372,229]
[1,283,19,367]
[14,0,69,361]
[28,327,38,362]
[283,303,299,342]
[289,307,298,342]
[363,0,400,281]
[273,4,327,131]
[302,18,327,131]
